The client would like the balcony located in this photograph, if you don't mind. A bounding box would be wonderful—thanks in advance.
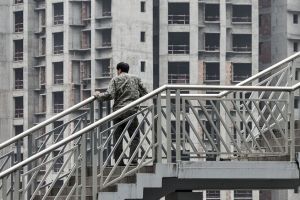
[232,5,252,23]
[168,3,189,25]
[205,4,220,22]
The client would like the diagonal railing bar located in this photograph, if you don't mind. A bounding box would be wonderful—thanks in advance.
[240,100,274,153]
[229,100,265,153]
[262,101,286,140]
[183,113,208,153]
[218,100,253,153]
[53,164,77,200]
[39,149,76,200]
[210,100,243,154]
[252,101,285,153]
[103,110,151,185]
[198,100,231,154]
[187,99,220,153]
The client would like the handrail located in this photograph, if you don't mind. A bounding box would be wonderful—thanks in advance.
[0,96,95,150]
[1,83,299,179]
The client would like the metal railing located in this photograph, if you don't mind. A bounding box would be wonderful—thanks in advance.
[232,16,252,23]
[15,80,23,90]
[205,16,220,22]
[232,46,252,52]
[53,15,64,25]
[0,52,299,200]
[53,45,63,54]
[168,74,189,84]
[15,108,24,118]
[205,45,220,51]
[168,45,189,54]
[168,15,190,24]
[14,52,23,61]
[15,23,23,33]
[205,74,220,81]
[54,74,63,84]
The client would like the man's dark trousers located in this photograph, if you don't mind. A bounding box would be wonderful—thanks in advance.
[113,110,140,164]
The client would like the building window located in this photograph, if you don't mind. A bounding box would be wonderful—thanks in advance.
[232,34,252,52]
[102,0,111,16]
[141,61,146,72]
[141,31,146,42]
[294,42,298,52]
[205,4,220,22]
[102,30,111,47]
[168,3,189,24]
[204,62,220,81]
[168,62,189,84]
[232,63,252,82]
[205,33,220,51]
[14,125,24,146]
[14,0,23,4]
[53,62,64,84]
[14,11,23,33]
[293,14,298,24]
[53,3,64,25]
[296,69,300,80]
[14,40,23,61]
[168,32,190,54]
[232,5,252,23]
[53,121,64,142]
[259,42,262,55]
[82,31,91,49]
[53,32,64,54]
[53,151,64,172]
[141,1,146,12]
[53,92,64,113]
[14,68,23,90]
[14,96,23,118]
[295,99,299,109]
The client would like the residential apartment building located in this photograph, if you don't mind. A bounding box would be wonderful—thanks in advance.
[259,0,300,200]
[0,0,153,184]
[158,0,259,199]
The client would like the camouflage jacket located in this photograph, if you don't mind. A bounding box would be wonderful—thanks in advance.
[96,73,148,111]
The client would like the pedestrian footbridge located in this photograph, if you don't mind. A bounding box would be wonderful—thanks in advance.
[0,53,300,200]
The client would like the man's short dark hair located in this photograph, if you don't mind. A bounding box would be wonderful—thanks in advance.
[116,62,129,73]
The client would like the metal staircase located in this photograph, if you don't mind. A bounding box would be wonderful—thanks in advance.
[0,53,300,200]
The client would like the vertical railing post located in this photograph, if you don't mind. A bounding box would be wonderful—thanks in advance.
[80,112,88,199]
[2,176,7,200]
[99,101,104,189]
[90,101,98,200]
[289,91,295,162]
[176,89,181,162]
[156,94,162,163]
[14,141,21,200]
[166,90,172,163]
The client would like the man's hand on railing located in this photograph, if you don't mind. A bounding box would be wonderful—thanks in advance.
[94,91,102,99]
